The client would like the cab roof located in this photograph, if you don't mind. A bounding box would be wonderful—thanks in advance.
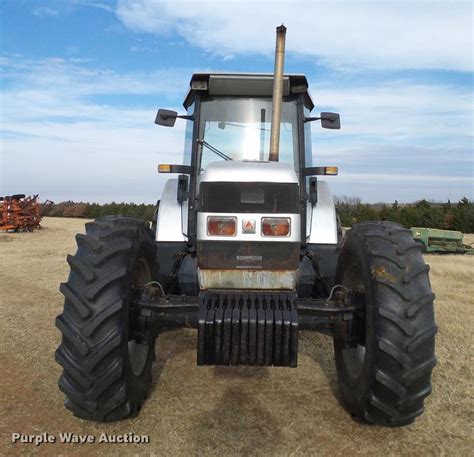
[183,73,314,111]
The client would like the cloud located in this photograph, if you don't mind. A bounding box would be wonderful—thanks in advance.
[33,6,59,17]
[1,55,472,203]
[310,80,473,147]
[307,80,473,197]
[312,140,473,201]
[32,1,116,17]
[1,56,189,98]
[79,2,115,13]
[0,57,190,202]
[329,172,472,203]
[115,0,473,72]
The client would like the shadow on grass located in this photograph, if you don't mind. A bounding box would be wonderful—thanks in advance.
[213,365,269,379]
[149,329,196,394]
[192,386,282,455]
[299,331,340,399]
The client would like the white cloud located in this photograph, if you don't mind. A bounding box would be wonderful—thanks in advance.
[79,2,116,13]
[329,174,472,203]
[33,7,59,17]
[1,56,188,98]
[310,80,473,143]
[116,0,473,72]
[340,172,472,184]
[0,57,190,202]
[1,55,472,203]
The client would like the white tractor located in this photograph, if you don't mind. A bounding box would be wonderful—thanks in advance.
[56,26,436,426]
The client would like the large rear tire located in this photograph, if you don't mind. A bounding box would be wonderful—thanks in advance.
[334,221,437,426]
[55,216,157,422]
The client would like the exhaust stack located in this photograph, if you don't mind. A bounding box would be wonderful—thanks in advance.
[269,24,287,162]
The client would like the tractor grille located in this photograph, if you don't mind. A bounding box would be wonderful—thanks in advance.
[199,182,299,213]
[197,240,299,270]
[197,291,298,367]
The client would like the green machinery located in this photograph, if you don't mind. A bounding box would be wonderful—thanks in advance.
[410,227,474,254]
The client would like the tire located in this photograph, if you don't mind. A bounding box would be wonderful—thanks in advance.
[334,221,437,427]
[55,216,157,422]
[415,239,428,254]
[336,213,343,246]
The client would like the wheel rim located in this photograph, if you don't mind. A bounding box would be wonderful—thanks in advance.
[342,344,366,380]
[341,261,367,380]
[129,257,151,377]
[128,340,149,376]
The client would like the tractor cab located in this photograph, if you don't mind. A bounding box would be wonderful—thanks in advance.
[156,72,339,175]
[155,73,341,257]
[181,73,314,173]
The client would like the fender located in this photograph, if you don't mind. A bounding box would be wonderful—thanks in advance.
[307,180,338,244]
[155,178,187,242]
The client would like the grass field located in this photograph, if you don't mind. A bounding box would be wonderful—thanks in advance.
[0,218,473,456]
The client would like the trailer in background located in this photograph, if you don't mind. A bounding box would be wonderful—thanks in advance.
[411,227,474,254]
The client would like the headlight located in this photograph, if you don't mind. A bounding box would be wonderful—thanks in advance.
[261,217,290,237]
[207,216,237,236]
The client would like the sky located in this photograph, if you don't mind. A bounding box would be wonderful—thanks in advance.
[0,0,473,204]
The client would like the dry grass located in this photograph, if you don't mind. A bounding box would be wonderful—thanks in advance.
[0,218,473,456]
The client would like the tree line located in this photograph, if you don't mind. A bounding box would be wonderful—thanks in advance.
[335,196,474,233]
[44,201,156,221]
[43,197,474,233]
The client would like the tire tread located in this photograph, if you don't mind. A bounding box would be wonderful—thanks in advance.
[336,221,436,427]
[56,216,156,422]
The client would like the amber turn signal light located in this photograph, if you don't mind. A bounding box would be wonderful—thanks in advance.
[158,164,171,173]
[325,166,338,175]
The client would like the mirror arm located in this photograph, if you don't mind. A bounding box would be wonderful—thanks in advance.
[304,115,339,123]
[177,114,195,121]
[303,116,321,123]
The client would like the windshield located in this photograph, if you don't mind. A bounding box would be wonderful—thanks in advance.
[198,97,299,172]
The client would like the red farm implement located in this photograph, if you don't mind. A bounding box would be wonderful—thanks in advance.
[0,194,52,232]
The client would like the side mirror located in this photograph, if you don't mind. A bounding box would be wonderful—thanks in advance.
[320,112,341,130]
[309,177,318,204]
[177,175,189,203]
[155,109,178,127]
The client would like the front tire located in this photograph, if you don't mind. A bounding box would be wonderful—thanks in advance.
[55,216,157,422]
[334,221,437,426]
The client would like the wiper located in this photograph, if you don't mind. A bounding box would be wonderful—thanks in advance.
[196,139,233,161]
[218,121,270,132]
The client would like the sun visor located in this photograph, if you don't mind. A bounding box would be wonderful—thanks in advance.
[208,75,290,97]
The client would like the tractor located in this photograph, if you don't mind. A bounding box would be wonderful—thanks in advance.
[55,26,436,427]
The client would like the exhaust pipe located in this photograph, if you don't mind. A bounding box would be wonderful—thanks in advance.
[269,24,287,162]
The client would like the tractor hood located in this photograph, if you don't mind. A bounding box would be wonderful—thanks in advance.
[199,160,299,184]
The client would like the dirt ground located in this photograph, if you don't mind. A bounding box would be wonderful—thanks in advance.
[0,217,472,456]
